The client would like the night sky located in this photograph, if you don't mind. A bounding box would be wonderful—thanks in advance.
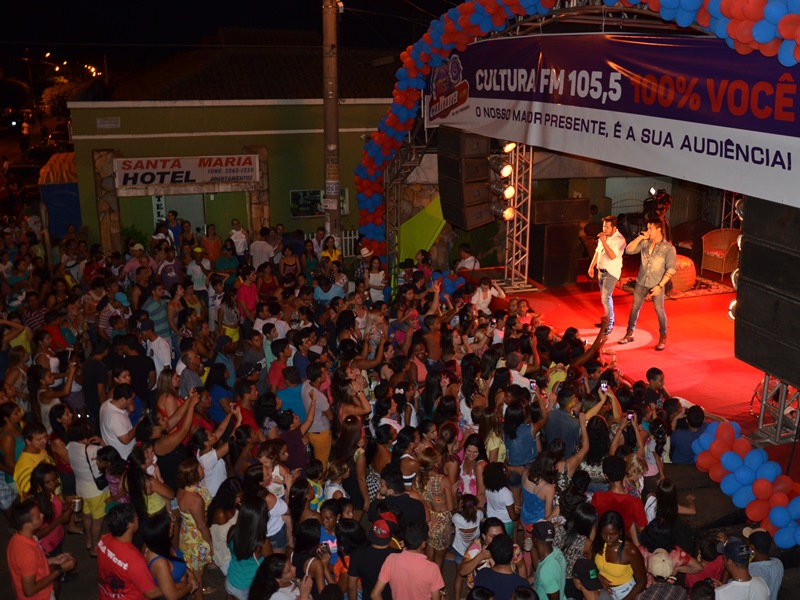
[2,0,456,75]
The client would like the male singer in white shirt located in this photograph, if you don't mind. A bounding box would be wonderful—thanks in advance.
[588,216,626,336]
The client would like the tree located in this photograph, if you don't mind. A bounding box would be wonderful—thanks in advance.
[41,80,81,118]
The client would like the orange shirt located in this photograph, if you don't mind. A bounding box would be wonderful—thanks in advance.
[7,533,53,600]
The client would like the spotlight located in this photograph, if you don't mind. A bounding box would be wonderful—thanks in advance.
[728,299,737,321]
[735,198,745,220]
[731,268,739,290]
[489,157,512,178]
[501,140,516,153]
[491,202,515,221]
[649,187,657,196]
[490,182,515,200]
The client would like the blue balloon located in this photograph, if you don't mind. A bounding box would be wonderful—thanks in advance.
[721,473,743,496]
[794,526,800,546]
[734,466,756,485]
[753,19,778,43]
[790,0,800,12]
[676,8,697,27]
[756,461,782,482]
[745,448,769,470]
[431,272,444,281]
[778,40,798,67]
[721,451,744,473]
[775,526,797,549]
[765,0,789,24]
[789,496,800,520]
[691,439,702,456]
[770,506,792,528]
[707,0,722,16]
[660,7,679,19]
[732,486,756,508]
[454,277,466,286]
[731,422,741,437]
[699,434,713,451]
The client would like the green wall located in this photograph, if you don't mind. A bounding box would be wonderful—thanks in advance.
[70,101,389,243]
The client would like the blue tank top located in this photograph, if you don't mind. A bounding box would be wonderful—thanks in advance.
[320,526,339,565]
[521,483,546,525]
[148,548,188,583]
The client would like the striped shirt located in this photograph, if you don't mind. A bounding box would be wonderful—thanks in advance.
[142,297,170,339]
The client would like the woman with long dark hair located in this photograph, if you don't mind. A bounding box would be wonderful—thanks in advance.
[503,397,548,506]
[580,416,614,491]
[29,463,72,556]
[248,553,314,600]
[290,518,335,600]
[554,502,598,599]
[207,477,243,576]
[333,415,370,520]
[126,442,175,521]
[459,434,487,504]
[391,426,420,490]
[334,518,368,596]
[643,478,697,554]
[226,489,271,600]
[591,510,647,600]
[365,424,394,502]
[486,367,512,412]
[521,453,558,545]
[141,510,198,600]
[288,478,320,528]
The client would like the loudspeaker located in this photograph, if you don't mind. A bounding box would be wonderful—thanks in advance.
[437,127,491,231]
[438,154,490,183]
[734,198,800,388]
[437,126,491,158]
[529,223,582,286]
[440,200,494,231]
[532,198,591,224]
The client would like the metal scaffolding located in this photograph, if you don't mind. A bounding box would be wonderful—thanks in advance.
[502,144,538,292]
[721,190,743,229]
[749,374,800,446]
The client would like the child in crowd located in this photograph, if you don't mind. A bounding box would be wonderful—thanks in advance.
[323,459,350,501]
[96,445,130,511]
[305,460,325,512]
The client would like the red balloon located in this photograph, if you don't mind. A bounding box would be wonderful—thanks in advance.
[720,0,733,17]
[697,8,711,27]
[696,451,716,472]
[716,423,736,445]
[770,492,789,507]
[732,437,753,458]
[760,516,779,535]
[730,0,746,19]
[753,478,773,500]
[738,20,756,43]
[743,0,767,21]
[746,499,771,522]
[710,463,729,483]
[759,38,782,57]
[649,0,662,9]
[778,13,800,38]
[773,475,793,495]
[710,439,730,459]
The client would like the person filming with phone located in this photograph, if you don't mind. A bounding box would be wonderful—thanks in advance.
[618,218,676,352]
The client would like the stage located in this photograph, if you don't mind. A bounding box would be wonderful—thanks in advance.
[507,270,764,431]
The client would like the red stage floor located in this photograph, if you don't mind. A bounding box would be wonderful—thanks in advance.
[511,275,764,431]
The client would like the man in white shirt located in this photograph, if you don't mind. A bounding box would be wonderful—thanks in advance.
[266,302,291,340]
[455,243,480,272]
[311,226,327,257]
[137,318,171,383]
[249,227,275,270]
[588,215,627,336]
[99,384,137,459]
[186,248,212,297]
[716,537,769,600]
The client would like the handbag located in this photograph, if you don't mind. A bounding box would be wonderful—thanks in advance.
[85,444,109,490]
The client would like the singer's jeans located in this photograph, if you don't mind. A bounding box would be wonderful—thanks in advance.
[598,270,617,330]
[627,283,667,336]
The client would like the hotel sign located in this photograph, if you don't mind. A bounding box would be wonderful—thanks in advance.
[114,155,260,189]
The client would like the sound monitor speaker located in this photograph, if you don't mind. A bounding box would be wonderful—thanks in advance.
[734,197,800,388]
[528,223,581,286]
[437,126,491,158]
[532,198,591,224]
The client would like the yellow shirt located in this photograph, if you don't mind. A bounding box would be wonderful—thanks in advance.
[321,249,343,264]
[13,450,54,497]
[485,432,507,464]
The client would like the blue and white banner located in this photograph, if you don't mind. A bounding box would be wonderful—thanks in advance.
[426,34,799,207]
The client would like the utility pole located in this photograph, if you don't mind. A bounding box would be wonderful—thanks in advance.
[322,0,342,239]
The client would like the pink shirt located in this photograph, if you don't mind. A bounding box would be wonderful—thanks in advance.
[378,550,445,600]
[38,495,66,554]
[237,282,258,319]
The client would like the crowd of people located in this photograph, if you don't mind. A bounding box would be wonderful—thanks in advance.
[0,210,783,600]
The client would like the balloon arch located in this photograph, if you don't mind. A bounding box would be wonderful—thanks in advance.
[354,0,800,257]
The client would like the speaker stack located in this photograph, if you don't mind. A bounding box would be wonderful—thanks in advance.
[437,127,493,231]
[528,198,590,287]
[734,197,800,388]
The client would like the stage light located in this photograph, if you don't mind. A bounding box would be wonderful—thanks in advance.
[491,202,515,221]
[728,299,737,320]
[731,268,739,290]
[489,157,512,178]
[649,187,657,196]
[501,140,516,153]
[490,182,515,200]
[735,198,745,220]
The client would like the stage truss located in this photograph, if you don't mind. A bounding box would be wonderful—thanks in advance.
[749,374,799,446]
[502,144,539,292]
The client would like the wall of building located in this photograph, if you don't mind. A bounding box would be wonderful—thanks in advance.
[69,99,389,243]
